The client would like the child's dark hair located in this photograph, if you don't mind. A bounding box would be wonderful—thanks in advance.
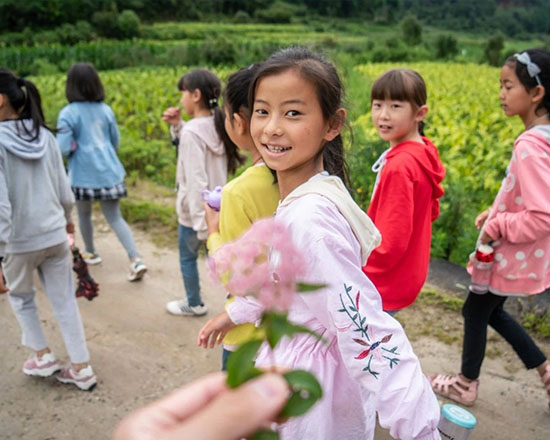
[371,69,427,136]
[178,68,245,175]
[505,49,550,115]
[0,68,49,141]
[249,47,350,188]
[224,63,261,121]
[66,62,105,102]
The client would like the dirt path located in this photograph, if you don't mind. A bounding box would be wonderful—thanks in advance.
[1,225,549,440]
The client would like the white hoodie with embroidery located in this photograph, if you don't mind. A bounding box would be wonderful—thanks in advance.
[0,120,73,257]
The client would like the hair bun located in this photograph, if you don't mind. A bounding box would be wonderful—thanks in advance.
[16,77,25,87]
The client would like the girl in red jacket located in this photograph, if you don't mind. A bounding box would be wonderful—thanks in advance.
[363,69,446,314]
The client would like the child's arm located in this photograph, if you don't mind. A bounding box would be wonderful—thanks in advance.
[483,140,550,243]
[299,217,440,439]
[56,108,76,157]
[0,150,12,264]
[180,132,209,240]
[226,295,264,327]
[108,107,121,152]
[162,107,185,145]
[366,167,415,271]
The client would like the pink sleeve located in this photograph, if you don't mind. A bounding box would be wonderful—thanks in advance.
[226,295,264,325]
[484,140,550,243]
[299,224,440,439]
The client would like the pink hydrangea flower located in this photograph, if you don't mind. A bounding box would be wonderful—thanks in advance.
[208,218,306,312]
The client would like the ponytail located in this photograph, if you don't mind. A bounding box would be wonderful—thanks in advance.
[323,134,351,190]
[178,68,246,175]
[0,68,49,141]
[213,106,246,175]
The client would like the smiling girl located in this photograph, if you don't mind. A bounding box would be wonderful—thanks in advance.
[225,48,440,440]
[362,69,445,315]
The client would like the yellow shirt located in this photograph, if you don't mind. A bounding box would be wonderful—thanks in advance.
[207,164,279,346]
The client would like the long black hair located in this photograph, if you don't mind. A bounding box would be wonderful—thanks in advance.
[0,68,49,141]
[505,48,550,116]
[249,47,350,188]
[178,68,245,175]
[224,63,261,121]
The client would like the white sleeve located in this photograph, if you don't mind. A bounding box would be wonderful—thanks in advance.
[0,149,12,257]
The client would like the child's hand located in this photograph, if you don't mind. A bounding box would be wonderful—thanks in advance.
[197,312,235,349]
[0,267,9,294]
[204,203,221,235]
[480,230,496,245]
[162,106,181,127]
[475,209,490,229]
[66,221,75,234]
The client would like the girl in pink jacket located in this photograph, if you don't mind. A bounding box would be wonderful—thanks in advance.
[430,49,550,409]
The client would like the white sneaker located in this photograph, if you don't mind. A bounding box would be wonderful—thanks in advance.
[82,252,102,265]
[128,259,147,282]
[22,352,61,377]
[166,300,207,316]
[56,365,97,391]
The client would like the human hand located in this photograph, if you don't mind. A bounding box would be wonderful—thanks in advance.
[112,372,288,440]
[474,209,490,230]
[198,312,235,349]
[66,221,75,234]
[162,106,181,127]
[204,203,220,235]
[479,230,495,245]
[0,267,9,294]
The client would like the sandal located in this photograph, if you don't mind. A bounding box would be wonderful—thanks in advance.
[539,361,550,409]
[428,373,479,407]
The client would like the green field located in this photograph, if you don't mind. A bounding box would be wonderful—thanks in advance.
[31,57,523,265]
[2,18,536,265]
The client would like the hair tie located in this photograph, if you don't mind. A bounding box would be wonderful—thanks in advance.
[16,77,25,87]
[514,52,542,85]
[209,98,218,108]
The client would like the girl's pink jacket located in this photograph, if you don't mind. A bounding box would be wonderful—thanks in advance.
[471,128,550,295]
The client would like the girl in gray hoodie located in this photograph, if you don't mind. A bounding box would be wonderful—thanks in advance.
[0,69,96,391]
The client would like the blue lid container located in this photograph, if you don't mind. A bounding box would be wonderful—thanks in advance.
[441,404,477,429]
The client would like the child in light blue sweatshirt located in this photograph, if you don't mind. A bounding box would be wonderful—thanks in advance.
[57,62,146,281]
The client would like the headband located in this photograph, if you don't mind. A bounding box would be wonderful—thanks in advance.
[514,52,542,86]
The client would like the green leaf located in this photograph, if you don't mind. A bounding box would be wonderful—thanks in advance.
[297,282,327,292]
[226,340,263,389]
[280,370,323,418]
[248,428,279,440]
[262,312,324,349]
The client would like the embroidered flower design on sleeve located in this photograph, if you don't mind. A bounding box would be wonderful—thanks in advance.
[337,284,401,379]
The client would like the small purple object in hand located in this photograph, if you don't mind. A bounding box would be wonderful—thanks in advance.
[201,186,222,211]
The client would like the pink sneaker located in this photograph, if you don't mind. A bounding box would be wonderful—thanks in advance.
[56,365,97,391]
[22,352,61,377]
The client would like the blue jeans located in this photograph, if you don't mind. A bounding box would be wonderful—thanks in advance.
[178,224,204,307]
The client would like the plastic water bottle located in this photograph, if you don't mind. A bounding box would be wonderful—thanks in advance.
[469,243,494,294]
[438,403,477,440]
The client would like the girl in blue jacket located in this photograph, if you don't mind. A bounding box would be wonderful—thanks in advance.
[57,63,146,281]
